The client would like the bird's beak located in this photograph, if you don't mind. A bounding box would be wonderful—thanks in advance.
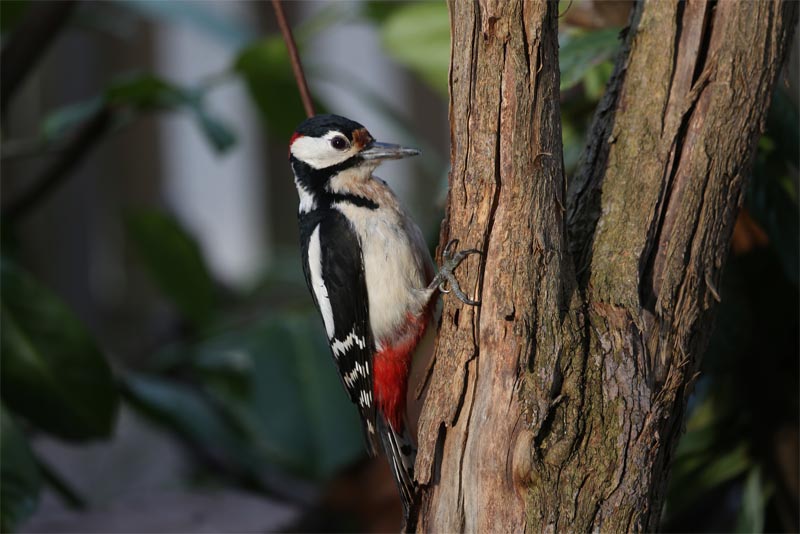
[360,141,420,161]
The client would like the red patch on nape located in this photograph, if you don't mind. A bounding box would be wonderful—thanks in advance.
[288,132,302,158]
[373,313,429,432]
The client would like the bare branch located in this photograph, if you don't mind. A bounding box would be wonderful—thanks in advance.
[271,0,315,118]
[1,106,112,224]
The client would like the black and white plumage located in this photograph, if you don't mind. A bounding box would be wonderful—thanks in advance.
[289,114,479,524]
[298,207,379,451]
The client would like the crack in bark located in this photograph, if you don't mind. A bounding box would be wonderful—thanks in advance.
[455,361,477,532]
[640,0,716,313]
[485,36,506,244]
[691,1,717,85]
[455,1,481,215]
[661,0,687,132]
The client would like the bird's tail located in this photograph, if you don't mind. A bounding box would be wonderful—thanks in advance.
[377,415,418,528]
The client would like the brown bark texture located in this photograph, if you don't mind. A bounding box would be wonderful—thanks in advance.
[414,0,797,532]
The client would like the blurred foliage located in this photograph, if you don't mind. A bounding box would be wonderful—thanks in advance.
[559,28,619,93]
[0,1,797,532]
[748,89,799,286]
[0,260,119,441]
[127,312,364,481]
[0,259,115,530]
[378,2,450,96]
[125,209,216,330]
[235,37,324,139]
[663,88,800,532]
[664,244,799,531]
[43,73,236,153]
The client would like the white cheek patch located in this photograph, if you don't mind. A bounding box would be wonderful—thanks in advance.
[291,130,360,169]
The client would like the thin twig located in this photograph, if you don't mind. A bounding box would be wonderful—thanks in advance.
[1,0,78,114]
[1,106,113,224]
[271,0,315,118]
[1,137,59,162]
[36,457,87,510]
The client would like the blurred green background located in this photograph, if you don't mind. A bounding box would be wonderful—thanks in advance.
[1,1,797,532]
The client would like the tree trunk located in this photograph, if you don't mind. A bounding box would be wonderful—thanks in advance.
[415,0,797,531]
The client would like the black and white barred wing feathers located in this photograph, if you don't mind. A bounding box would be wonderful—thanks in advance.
[299,211,379,455]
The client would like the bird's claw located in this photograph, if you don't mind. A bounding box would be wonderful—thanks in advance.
[441,239,482,265]
[442,238,459,259]
[433,238,482,306]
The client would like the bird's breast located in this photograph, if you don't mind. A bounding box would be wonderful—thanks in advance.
[333,199,433,346]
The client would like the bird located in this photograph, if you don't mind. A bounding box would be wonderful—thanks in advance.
[288,114,479,526]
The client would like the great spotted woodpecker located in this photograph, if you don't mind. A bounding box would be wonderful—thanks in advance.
[289,114,479,523]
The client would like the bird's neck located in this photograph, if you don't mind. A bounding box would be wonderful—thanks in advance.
[292,157,379,214]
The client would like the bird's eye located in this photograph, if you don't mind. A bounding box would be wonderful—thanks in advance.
[331,136,349,151]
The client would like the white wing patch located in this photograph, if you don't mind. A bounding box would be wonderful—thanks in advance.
[308,225,335,338]
[331,329,366,358]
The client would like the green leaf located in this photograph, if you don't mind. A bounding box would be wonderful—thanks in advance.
[41,98,104,141]
[234,37,316,138]
[0,261,118,440]
[122,373,243,459]
[122,372,300,482]
[669,442,750,518]
[125,209,215,329]
[380,2,450,96]
[561,119,583,173]
[196,313,364,479]
[582,60,615,100]
[191,103,238,153]
[41,74,237,154]
[284,315,365,476]
[1,406,41,532]
[132,311,366,480]
[108,74,238,153]
[150,312,365,479]
[360,1,408,24]
[106,73,186,110]
[106,74,236,153]
[559,28,621,91]
[735,466,770,533]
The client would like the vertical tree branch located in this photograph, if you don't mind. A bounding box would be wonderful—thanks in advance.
[271,0,315,118]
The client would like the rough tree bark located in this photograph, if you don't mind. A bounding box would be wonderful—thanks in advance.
[414,0,797,532]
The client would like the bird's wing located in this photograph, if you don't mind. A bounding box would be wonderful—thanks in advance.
[299,210,379,454]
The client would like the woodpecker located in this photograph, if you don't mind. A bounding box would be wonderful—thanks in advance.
[289,114,478,523]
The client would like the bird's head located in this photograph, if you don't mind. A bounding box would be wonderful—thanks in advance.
[289,114,419,171]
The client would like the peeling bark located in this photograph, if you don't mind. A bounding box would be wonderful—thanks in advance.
[415,0,797,531]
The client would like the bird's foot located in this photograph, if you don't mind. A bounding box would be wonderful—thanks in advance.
[430,239,481,306]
